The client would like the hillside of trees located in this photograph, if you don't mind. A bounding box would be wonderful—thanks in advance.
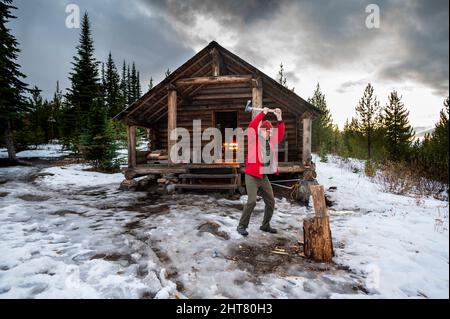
[306,80,448,197]
[1,2,146,170]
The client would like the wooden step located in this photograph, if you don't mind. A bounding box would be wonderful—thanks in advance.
[175,184,237,190]
[179,173,238,179]
[187,163,240,169]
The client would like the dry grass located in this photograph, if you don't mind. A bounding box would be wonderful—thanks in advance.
[375,161,448,200]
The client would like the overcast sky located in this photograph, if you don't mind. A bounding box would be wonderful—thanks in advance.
[10,0,449,128]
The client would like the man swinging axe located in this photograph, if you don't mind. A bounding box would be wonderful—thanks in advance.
[237,103,285,237]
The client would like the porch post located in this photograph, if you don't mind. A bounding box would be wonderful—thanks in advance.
[251,77,263,119]
[302,112,312,166]
[127,125,137,168]
[167,86,177,165]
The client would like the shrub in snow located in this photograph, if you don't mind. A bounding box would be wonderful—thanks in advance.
[375,161,416,195]
[364,159,376,178]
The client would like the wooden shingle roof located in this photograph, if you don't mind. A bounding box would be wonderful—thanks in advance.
[115,41,321,126]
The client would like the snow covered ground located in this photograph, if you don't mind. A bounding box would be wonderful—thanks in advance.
[0,144,71,159]
[0,156,448,299]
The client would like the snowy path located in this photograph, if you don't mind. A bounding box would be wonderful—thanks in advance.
[0,159,448,298]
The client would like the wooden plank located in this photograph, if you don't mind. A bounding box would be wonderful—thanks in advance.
[127,125,137,168]
[179,174,238,179]
[124,166,187,180]
[167,89,177,165]
[211,48,220,76]
[193,93,251,100]
[176,75,253,86]
[175,184,237,190]
[188,163,240,169]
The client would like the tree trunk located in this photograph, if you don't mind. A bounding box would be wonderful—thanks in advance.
[303,216,334,262]
[4,119,17,161]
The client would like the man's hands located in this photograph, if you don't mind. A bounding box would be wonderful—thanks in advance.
[261,106,282,121]
[274,108,282,121]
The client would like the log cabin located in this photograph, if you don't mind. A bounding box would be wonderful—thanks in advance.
[114,41,321,192]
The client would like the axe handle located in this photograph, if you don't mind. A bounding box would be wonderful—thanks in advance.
[252,107,276,113]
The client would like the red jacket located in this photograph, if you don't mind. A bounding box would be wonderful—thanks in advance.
[244,112,285,179]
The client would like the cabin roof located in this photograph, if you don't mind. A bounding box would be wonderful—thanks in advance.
[114,41,321,127]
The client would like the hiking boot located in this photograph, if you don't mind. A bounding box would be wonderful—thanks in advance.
[260,226,277,234]
[236,226,249,237]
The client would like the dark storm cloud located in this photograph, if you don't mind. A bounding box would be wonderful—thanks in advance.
[143,0,284,27]
[377,0,449,95]
[141,0,449,96]
[337,79,369,94]
[11,0,194,99]
[9,0,449,99]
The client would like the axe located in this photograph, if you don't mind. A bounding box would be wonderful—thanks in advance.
[244,100,276,114]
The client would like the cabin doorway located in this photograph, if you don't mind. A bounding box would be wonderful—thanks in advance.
[214,111,238,162]
[215,111,237,139]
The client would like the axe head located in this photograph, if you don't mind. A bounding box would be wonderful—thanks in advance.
[244,100,253,113]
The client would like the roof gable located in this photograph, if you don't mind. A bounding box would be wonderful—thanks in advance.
[115,41,321,126]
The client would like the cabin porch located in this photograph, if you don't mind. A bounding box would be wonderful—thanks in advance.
[122,161,308,194]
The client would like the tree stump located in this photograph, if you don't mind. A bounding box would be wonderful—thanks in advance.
[303,185,334,262]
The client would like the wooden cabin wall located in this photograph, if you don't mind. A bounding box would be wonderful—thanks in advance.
[151,84,303,162]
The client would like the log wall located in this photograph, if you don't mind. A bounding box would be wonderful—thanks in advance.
[151,83,303,162]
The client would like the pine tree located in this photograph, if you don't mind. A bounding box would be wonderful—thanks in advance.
[104,52,121,116]
[127,64,132,105]
[100,62,106,96]
[277,62,287,87]
[0,0,28,161]
[79,96,117,170]
[423,97,449,182]
[355,83,381,159]
[277,62,295,91]
[49,81,63,141]
[66,12,100,140]
[382,91,414,161]
[128,64,142,102]
[28,86,46,145]
[308,83,333,153]
[136,71,142,99]
[148,77,153,90]
[120,60,128,107]
[341,117,362,159]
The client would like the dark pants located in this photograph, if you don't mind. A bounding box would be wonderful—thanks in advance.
[239,174,275,229]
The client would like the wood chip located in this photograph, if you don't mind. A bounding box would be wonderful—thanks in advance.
[271,250,289,255]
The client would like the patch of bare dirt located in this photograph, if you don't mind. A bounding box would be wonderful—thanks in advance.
[226,237,351,275]
[197,221,230,240]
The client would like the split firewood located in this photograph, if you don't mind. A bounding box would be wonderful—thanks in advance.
[271,250,289,255]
